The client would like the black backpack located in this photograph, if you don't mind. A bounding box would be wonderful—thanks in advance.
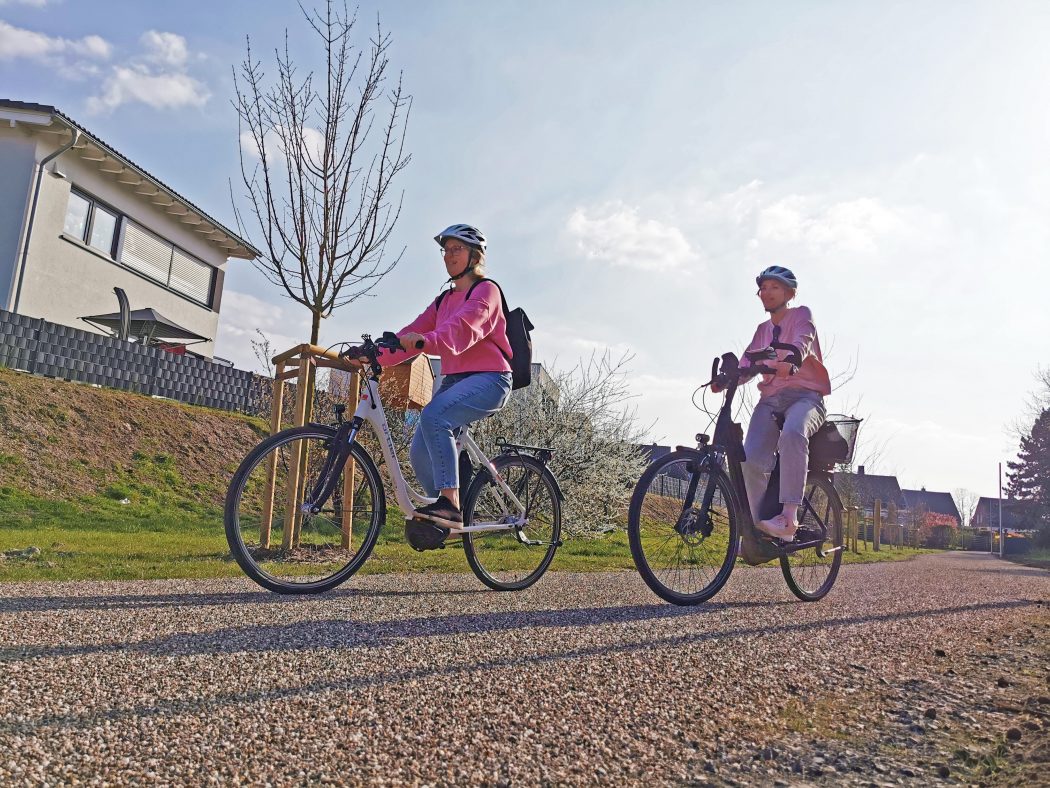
[434,279,534,390]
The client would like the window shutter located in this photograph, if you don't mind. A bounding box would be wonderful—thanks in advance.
[170,249,213,304]
[121,222,173,283]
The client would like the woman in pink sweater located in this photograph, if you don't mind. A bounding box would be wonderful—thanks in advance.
[738,266,831,541]
[375,224,512,532]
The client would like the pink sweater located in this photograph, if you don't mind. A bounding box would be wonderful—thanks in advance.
[379,280,512,375]
[740,306,831,398]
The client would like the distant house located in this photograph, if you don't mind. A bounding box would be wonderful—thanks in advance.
[0,100,257,358]
[971,496,1034,533]
[833,466,907,522]
[901,487,961,528]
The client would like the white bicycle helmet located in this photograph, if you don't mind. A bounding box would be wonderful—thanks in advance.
[756,265,797,289]
[434,224,487,252]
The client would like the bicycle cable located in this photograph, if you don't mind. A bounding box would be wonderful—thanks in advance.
[690,382,718,437]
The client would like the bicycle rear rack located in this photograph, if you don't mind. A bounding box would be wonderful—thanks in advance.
[496,438,554,465]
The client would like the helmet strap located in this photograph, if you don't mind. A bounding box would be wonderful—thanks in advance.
[445,249,479,283]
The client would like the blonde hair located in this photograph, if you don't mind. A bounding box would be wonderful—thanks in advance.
[470,248,487,278]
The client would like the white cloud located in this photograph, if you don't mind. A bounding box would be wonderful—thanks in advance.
[0,20,111,63]
[85,31,210,114]
[757,195,907,254]
[240,126,327,168]
[87,66,210,113]
[213,291,303,373]
[0,0,59,7]
[565,201,696,271]
[141,30,188,68]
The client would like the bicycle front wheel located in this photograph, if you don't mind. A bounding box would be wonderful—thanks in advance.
[781,474,843,601]
[628,450,739,605]
[224,425,386,594]
[462,454,562,591]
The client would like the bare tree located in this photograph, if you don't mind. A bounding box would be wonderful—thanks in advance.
[952,487,976,528]
[472,352,650,537]
[232,0,411,346]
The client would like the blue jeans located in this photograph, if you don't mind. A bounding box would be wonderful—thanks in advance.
[742,388,826,523]
[410,372,512,496]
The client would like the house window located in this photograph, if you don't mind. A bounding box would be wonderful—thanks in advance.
[63,190,119,257]
[119,220,214,306]
[63,192,91,240]
[63,188,215,307]
[88,206,118,255]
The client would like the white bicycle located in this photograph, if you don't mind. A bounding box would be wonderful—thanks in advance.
[224,332,564,594]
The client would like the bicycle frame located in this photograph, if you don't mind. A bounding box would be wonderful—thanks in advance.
[699,353,838,557]
[333,371,529,535]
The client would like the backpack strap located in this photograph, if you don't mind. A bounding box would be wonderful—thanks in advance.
[433,287,453,310]
[466,278,511,317]
[464,278,512,364]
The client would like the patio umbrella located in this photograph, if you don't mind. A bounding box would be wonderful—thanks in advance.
[80,307,210,345]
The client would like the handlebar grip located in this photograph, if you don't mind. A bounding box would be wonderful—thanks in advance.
[744,363,798,377]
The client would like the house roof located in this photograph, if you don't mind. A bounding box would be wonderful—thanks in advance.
[901,488,961,521]
[972,497,1031,529]
[0,99,258,260]
[833,471,906,508]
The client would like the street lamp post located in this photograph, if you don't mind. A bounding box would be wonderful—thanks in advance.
[998,462,1004,559]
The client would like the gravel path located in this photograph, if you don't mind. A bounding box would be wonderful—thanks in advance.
[1,552,1047,786]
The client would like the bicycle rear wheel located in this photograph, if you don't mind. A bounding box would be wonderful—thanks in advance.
[462,454,562,591]
[780,474,843,601]
[224,425,385,594]
[628,450,739,605]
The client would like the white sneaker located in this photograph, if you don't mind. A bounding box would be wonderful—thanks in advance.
[757,514,798,542]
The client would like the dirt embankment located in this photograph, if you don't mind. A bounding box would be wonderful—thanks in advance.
[0,368,267,506]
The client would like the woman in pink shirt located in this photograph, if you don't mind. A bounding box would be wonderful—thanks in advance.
[738,266,831,541]
[374,224,512,533]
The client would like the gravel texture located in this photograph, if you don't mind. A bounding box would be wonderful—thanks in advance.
[1,552,1047,786]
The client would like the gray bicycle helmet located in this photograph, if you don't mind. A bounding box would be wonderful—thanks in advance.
[756,265,798,289]
[434,223,487,252]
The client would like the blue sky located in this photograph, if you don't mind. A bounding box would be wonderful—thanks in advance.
[3,0,1049,502]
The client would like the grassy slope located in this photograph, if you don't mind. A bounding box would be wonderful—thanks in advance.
[0,367,935,582]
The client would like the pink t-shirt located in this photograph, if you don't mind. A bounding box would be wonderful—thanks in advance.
[740,305,831,398]
[378,280,512,375]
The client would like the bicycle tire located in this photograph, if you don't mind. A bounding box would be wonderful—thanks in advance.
[462,454,562,591]
[627,449,740,605]
[224,425,386,594]
[780,474,843,602]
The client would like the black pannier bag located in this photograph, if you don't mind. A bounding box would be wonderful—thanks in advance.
[808,415,862,469]
[434,279,534,390]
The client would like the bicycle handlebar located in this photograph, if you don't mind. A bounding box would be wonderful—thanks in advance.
[708,350,797,389]
[338,332,425,375]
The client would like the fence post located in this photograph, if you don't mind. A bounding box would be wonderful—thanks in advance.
[888,501,899,550]
[874,499,882,552]
[258,361,287,550]
[282,355,312,550]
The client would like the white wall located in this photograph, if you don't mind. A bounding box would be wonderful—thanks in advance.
[6,130,240,357]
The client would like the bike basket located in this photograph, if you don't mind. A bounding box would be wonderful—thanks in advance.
[809,414,862,468]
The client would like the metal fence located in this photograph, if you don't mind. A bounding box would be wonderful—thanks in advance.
[0,308,263,413]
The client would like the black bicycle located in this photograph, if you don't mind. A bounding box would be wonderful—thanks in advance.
[627,348,858,605]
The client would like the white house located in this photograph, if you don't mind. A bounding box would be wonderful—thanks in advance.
[0,100,257,358]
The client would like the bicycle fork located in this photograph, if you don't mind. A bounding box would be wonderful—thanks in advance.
[302,417,363,515]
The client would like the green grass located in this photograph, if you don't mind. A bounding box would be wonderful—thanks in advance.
[1001,548,1050,570]
[0,484,938,583]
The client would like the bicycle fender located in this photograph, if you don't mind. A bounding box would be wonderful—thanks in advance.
[481,455,565,502]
